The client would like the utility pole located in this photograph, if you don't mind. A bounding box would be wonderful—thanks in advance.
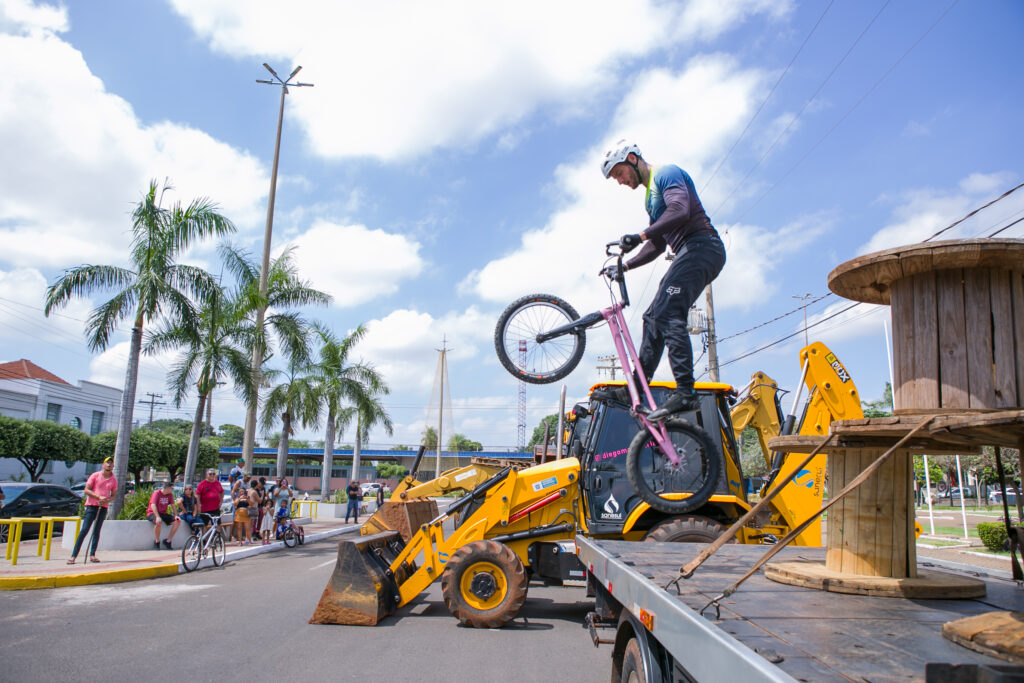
[793,293,814,348]
[704,285,720,382]
[138,393,165,427]
[241,63,313,476]
[596,355,621,380]
[435,337,450,479]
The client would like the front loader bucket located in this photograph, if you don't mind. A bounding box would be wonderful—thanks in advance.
[309,530,406,626]
[360,499,439,542]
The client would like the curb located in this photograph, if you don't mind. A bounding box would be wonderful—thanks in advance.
[0,524,358,590]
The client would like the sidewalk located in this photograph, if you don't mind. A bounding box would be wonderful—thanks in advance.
[0,518,358,590]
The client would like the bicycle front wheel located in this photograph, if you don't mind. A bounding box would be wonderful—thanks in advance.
[283,528,297,548]
[494,294,586,384]
[626,418,721,515]
[181,535,201,572]
[210,533,226,566]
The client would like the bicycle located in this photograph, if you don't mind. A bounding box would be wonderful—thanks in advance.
[494,239,720,515]
[181,513,226,572]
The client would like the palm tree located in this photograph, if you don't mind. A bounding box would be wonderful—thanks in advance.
[44,179,234,515]
[145,284,253,486]
[221,245,331,473]
[351,387,393,488]
[260,357,321,481]
[310,324,386,498]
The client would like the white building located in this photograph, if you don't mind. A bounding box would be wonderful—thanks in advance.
[0,359,121,484]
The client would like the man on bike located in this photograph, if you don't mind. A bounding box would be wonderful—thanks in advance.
[600,140,726,420]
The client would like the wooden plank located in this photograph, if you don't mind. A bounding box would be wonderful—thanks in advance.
[990,270,1018,408]
[913,270,941,409]
[842,449,862,575]
[873,453,894,576]
[890,277,916,411]
[892,450,910,577]
[937,269,969,409]
[855,448,879,576]
[964,268,995,409]
[1012,271,1024,407]
[825,457,841,570]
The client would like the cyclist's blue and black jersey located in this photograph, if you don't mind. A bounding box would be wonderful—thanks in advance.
[626,165,718,271]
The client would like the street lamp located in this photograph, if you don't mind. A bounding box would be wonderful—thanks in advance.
[241,64,313,476]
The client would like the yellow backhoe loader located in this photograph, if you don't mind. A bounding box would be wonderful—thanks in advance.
[311,342,863,628]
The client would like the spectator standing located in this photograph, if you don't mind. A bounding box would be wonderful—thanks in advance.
[146,481,181,550]
[273,478,294,513]
[196,469,224,515]
[259,499,274,544]
[249,479,265,542]
[68,457,117,564]
[345,480,361,524]
[231,474,253,545]
[375,485,385,511]
[229,458,245,479]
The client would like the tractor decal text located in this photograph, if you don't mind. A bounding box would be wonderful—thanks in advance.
[825,352,851,383]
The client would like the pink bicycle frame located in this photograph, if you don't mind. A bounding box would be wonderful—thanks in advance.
[600,301,681,465]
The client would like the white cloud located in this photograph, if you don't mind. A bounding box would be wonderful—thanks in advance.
[168,0,788,161]
[0,13,268,270]
[860,172,1023,254]
[87,342,181,404]
[281,221,424,306]
[0,0,67,34]
[0,268,93,343]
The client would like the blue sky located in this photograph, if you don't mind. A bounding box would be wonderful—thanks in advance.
[1,0,1022,449]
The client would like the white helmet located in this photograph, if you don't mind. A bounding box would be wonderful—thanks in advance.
[601,139,642,178]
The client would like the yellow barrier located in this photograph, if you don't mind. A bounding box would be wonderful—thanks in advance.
[1,518,26,565]
[37,516,82,561]
[291,500,318,519]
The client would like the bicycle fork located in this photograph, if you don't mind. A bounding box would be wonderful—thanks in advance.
[601,304,679,465]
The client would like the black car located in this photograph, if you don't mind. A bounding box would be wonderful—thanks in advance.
[0,482,81,541]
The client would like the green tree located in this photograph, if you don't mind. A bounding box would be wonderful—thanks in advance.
[19,421,93,482]
[0,416,35,476]
[421,426,438,450]
[218,424,245,448]
[376,463,406,479]
[221,245,331,474]
[351,388,394,485]
[739,426,768,478]
[447,433,482,451]
[861,382,893,418]
[145,280,253,486]
[145,419,194,439]
[528,414,559,448]
[261,358,321,481]
[45,179,235,515]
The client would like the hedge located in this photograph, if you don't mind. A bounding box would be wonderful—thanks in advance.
[976,522,1008,552]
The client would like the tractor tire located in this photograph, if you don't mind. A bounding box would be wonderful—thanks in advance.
[643,515,730,543]
[440,540,528,628]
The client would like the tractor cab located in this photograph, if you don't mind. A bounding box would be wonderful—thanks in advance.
[574,381,748,537]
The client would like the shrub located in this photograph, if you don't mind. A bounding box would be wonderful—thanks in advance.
[977,522,1008,552]
[330,489,348,504]
[117,487,154,521]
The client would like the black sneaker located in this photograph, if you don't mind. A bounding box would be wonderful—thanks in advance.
[153,541,160,550]
[648,391,701,421]
[162,540,173,550]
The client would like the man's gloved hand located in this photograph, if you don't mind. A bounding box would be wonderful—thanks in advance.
[620,233,642,252]
[601,263,627,280]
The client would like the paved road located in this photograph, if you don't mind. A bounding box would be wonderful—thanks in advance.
[0,539,610,682]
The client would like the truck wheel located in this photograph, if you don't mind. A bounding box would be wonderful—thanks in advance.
[441,540,528,628]
[643,515,728,543]
[620,638,647,683]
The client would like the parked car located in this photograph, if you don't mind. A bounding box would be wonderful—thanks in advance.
[360,482,383,497]
[69,481,88,498]
[989,489,1020,505]
[0,482,82,541]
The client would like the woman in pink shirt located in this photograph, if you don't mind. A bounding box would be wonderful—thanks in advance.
[67,457,118,564]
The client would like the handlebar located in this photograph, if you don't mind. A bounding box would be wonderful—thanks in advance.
[602,241,629,307]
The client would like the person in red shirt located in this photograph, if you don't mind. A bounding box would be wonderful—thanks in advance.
[146,481,181,550]
[67,457,117,564]
[196,468,224,517]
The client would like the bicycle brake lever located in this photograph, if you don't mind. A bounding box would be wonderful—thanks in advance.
[605,241,620,257]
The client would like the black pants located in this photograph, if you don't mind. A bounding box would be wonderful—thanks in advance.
[637,233,726,392]
[71,505,108,558]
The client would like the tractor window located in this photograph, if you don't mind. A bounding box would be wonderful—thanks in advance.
[590,406,638,471]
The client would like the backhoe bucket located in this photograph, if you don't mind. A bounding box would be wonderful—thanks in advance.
[360,499,439,542]
[309,530,406,626]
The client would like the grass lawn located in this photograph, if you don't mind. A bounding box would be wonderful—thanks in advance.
[925,525,979,538]
[918,538,969,547]
[966,547,1013,558]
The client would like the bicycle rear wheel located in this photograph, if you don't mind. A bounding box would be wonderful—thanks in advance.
[494,294,586,384]
[210,533,226,566]
[626,418,721,515]
[181,535,201,572]
[283,528,297,548]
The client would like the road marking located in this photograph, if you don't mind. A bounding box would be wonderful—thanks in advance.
[46,583,214,606]
[309,559,336,571]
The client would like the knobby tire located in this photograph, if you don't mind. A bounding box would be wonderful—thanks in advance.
[626,418,720,515]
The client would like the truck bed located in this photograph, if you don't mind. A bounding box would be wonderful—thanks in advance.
[576,536,1023,682]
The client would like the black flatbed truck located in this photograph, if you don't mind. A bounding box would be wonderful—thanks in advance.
[576,536,1024,682]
